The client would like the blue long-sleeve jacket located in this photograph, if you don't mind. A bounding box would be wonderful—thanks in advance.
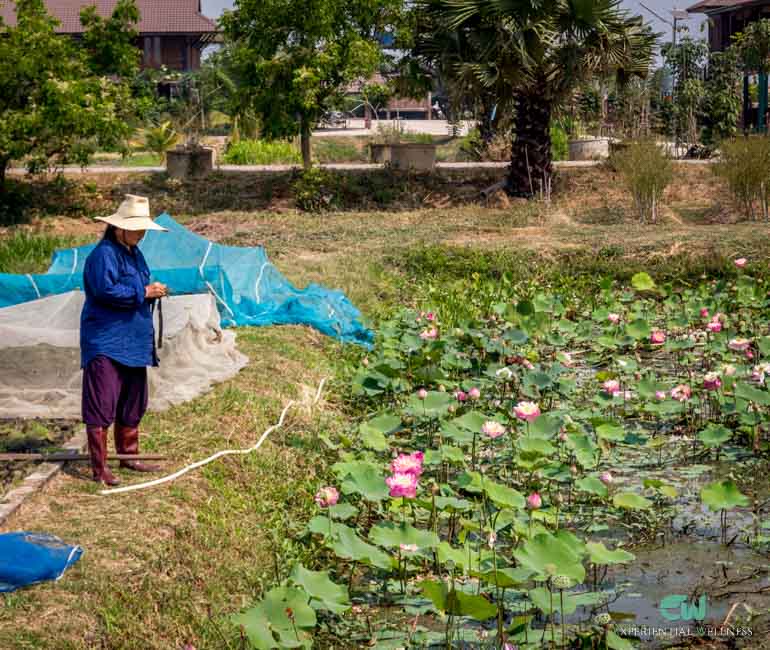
[80,238,157,368]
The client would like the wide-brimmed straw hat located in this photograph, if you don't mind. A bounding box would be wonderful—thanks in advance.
[96,195,167,231]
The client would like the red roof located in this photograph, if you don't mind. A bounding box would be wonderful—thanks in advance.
[687,0,762,13]
[0,0,218,33]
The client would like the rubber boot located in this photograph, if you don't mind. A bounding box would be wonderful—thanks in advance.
[86,426,120,486]
[115,423,161,472]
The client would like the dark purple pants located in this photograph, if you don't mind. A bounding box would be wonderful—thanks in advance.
[82,356,148,428]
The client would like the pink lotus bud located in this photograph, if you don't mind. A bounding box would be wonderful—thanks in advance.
[746,349,754,360]
[707,321,722,333]
[703,372,721,391]
[417,388,428,400]
[558,432,568,443]
[608,313,621,325]
[670,384,692,402]
[468,387,481,400]
[455,390,468,402]
[425,312,436,321]
[526,492,542,510]
[570,464,578,476]
[599,471,613,485]
[481,421,506,438]
[314,486,339,508]
[602,379,621,396]
[735,258,747,268]
[700,308,709,318]
[655,390,667,400]
[513,401,541,422]
[650,330,666,345]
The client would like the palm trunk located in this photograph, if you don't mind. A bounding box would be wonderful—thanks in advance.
[300,116,312,170]
[0,156,7,192]
[507,93,552,198]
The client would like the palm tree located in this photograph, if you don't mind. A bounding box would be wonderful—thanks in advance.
[414,0,657,196]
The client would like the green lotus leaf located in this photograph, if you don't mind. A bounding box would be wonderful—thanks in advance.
[613,492,652,510]
[513,532,586,583]
[625,319,651,340]
[697,423,732,449]
[576,476,608,498]
[529,588,604,615]
[369,521,440,550]
[631,272,656,291]
[517,436,556,456]
[596,423,626,442]
[289,564,350,614]
[334,461,389,502]
[701,480,750,512]
[326,523,393,570]
[483,481,526,509]
[231,586,316,650]
[586,541,635,565]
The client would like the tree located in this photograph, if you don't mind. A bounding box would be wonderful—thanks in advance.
[0,0,139,188]
[221,0,404,169]
[79,0,140,77]
[414,0,656,196]
[701,50,741,147]
[661,37,708,146]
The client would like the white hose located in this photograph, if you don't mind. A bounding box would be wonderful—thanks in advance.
[100,377,328,496]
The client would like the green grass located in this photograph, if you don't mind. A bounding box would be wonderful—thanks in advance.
[223,139,302,165]
[0,230,78,274]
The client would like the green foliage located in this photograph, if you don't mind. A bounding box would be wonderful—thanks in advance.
[613,140,673,223]
[0,230,75,272]
[661,37,709,143]
[0,0,138,185]
[221,0,404,167]
[291,168,340,212]
[701,50,742,147]
[733,19,770,74]
[79,0,140,77]
[714,137,770,220]
[550,122,569,161]
[223,139,302,165]
[143,122,179,163]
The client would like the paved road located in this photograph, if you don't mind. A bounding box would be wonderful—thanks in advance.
[7,159,715,176]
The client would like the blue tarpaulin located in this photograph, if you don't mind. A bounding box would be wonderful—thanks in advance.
[0,214,372,346]
[0,532,83,592]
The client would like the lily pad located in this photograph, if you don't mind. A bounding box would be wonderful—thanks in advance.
[586,541,635,566]
[612,492,652,510]
[701,480,750,512]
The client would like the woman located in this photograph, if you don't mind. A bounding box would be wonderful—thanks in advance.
[81,195,168,486]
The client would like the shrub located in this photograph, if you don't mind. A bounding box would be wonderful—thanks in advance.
[0,230,76,273]
[714,137,770,220]
[550,123,569,161]
[613,140,673,223]
[291,168,340,212]
[144,122,178,163]
[223,139,301,165]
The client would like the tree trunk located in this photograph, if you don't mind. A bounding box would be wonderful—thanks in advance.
[507,93,552,198]
[300,116,312,170]
[0,157,7,192]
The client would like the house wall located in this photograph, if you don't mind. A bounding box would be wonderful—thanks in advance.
[141,35,203,71]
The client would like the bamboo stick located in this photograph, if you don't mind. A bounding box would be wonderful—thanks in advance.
[0,453,166,462]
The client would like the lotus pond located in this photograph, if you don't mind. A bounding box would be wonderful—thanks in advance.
[232,262,770,649]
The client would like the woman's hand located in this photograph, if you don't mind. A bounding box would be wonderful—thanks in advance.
[145,282,168,299]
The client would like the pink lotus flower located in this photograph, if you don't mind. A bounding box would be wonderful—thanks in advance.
[602,379,621,396]
[650,330,666,345]
[703,372,721,391]
[399,543,418,553]
[417,388,428,400]
[599,471,613,485]
[746,349,754,360]
[655,390,667,400]
[468,387,481,401]
[526,492,542,509]
[454,390,468,402]
[722,364,737,377]
[513,401,541,422]
[570,464,578,476]
[735,258,747,268]
[750,366,766,385]
[420,327,438,340]
[487,531,497,549]
[390,451,424,476]
[608,313,621,325]
[558,432,568,443]
[522,359,534,370]
[425,312,436,322]
[670,384,692,402]
[700,308,709,318]
[707,321,722,333]
[711,313,725,323]
[314,486,339,508]
[482,421,506,439]
[386,472,418,499]
[729,337,751,352]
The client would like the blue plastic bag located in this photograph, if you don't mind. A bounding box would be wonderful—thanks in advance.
[0,532,83,592]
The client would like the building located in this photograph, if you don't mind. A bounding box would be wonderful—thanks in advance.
[0,0,218,71]
[688,0,770,129]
